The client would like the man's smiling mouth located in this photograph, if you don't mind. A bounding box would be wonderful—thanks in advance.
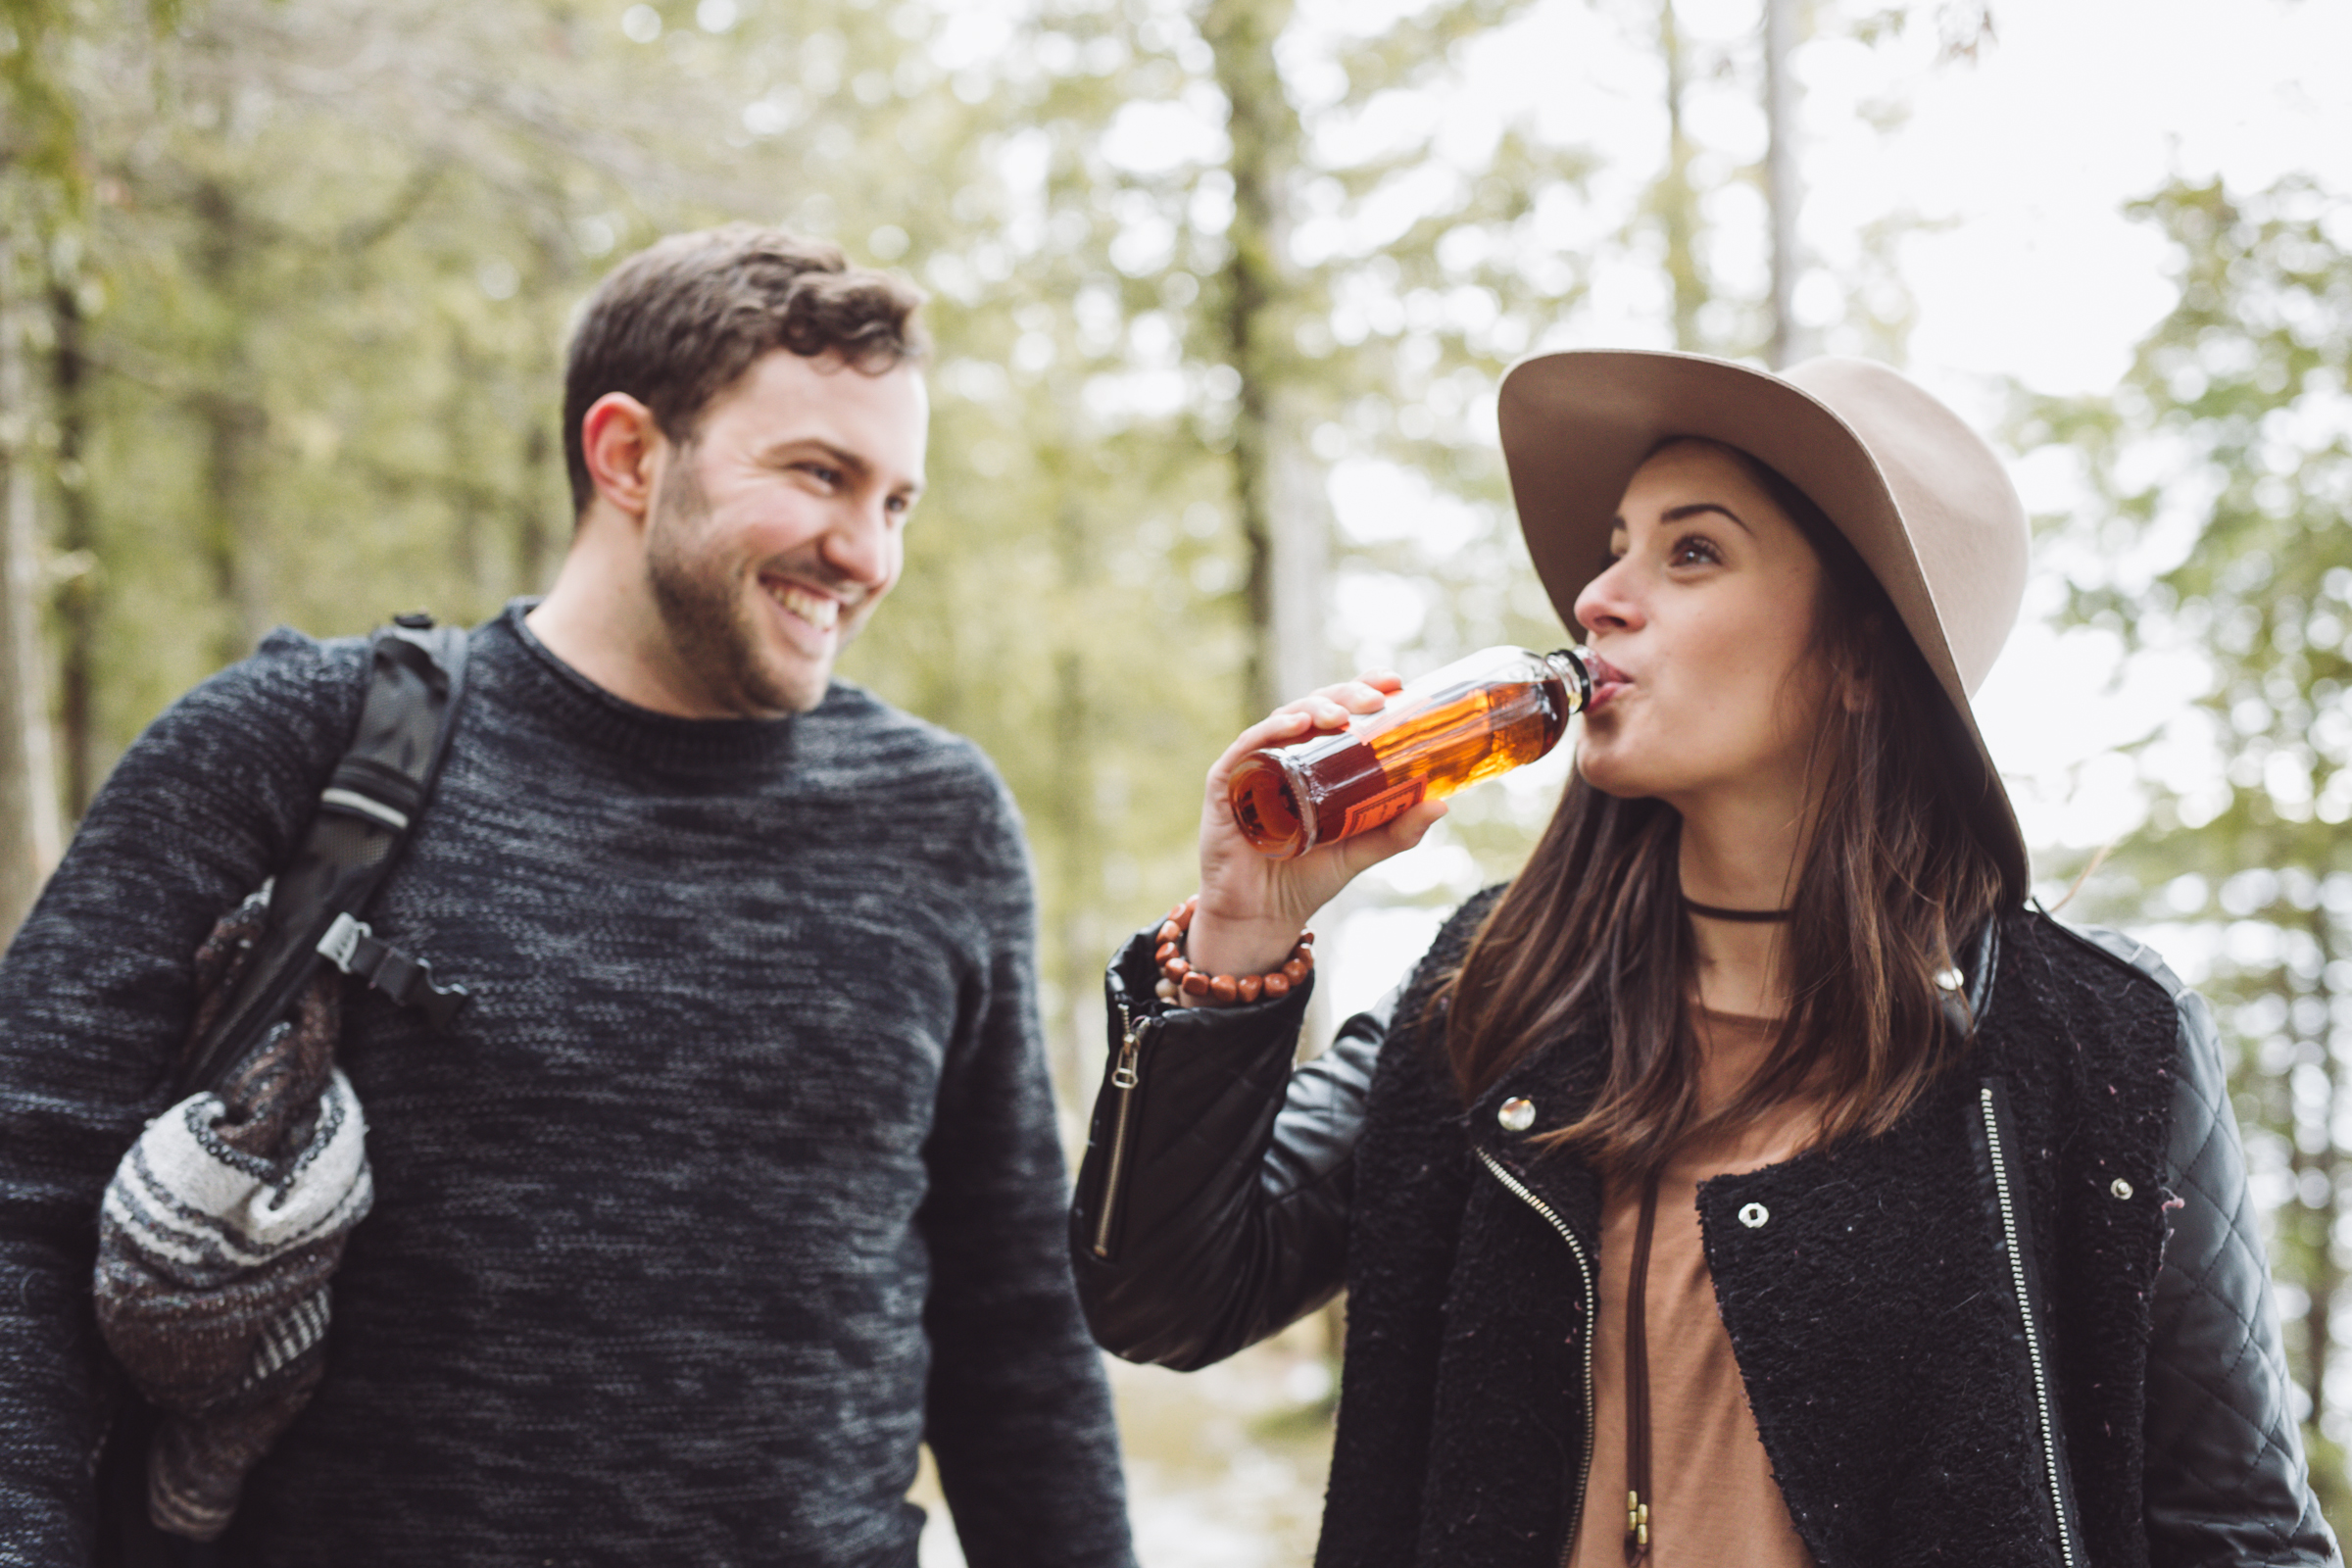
[765,578,840,632]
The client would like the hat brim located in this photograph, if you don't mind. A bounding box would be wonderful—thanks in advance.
[1496,349,2029,897]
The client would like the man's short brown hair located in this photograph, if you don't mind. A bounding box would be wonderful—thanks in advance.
[561,224,927,515]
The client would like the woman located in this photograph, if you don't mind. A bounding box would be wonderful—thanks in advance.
[1068,351,2339,1567]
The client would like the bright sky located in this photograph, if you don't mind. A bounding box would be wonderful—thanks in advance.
[1317,0,2352,1020]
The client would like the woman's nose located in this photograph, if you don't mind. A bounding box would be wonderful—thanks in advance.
[1573,557,1643,636]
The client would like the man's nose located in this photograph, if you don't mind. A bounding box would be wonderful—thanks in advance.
[819,501,894,589]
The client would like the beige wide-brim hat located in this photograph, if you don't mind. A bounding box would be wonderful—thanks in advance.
[1496,349,2032,898]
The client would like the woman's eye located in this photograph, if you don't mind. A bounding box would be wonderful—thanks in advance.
[1668,535,1721,566]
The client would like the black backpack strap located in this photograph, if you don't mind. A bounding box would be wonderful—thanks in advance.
[174,615,471,1096]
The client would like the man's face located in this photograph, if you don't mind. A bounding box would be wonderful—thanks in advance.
[643,350,928,716]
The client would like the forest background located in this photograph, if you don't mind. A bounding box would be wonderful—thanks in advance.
[1,0,2347,1559]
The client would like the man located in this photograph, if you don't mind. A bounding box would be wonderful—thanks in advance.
[0,226,1134,1566]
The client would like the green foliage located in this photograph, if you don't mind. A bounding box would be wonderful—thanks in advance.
[0,0,1616,1085]
[2018,172,2352,1507]
[4,0,2121,1100]
[0,0,178,194]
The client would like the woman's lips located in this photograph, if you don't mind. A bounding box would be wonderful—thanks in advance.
[1584,653,1633,712]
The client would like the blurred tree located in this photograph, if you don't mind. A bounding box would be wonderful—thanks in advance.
[1650,0,1705,351]
[1760,0,1801,368]
[0,0,186,923]
[0,0,2026,1095]
[835,0,1597,1079]
[13,0,1973,1091]
[1618,0,1993,372]
[2016,172,2352,1513]
[0,225,65,927]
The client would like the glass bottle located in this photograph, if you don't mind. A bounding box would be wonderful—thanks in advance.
[1227,646,1592,859]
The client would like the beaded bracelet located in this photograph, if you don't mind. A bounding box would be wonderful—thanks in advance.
[1152,894,1314,1007]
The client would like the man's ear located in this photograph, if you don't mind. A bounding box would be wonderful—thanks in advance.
[580,393,663,520]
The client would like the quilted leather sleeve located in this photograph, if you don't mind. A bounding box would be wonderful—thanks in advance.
[2080,929,2341,1565]
[1068,926,1392,1371]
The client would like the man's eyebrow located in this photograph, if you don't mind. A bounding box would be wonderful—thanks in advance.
[769,438,922,496]
[769,439,870,479]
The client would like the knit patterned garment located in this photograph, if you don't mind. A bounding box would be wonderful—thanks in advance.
[96,891,369,1542]
[0,603,1132,1568]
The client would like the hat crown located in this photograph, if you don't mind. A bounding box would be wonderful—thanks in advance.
[1778,357,2027,695]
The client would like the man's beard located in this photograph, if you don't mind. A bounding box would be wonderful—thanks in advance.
[643,455,829,716]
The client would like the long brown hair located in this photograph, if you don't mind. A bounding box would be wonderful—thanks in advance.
[1444,441,2007,1175]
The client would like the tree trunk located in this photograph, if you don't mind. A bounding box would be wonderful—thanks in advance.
[192,176,269,667]
[2307,903,2342,1433]
[517,422,557,595]
[1050,643,1098,1103]
[1203,0,1339,1058]
[1046,480,1102,1106]
[1204,0,1326,721]
[1761,0,1805,368]
[50,277,98,818]
[1658,0,1706,352]
[0,237,66,936]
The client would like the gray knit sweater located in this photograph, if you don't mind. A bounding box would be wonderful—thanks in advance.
[0,603,1132,1568]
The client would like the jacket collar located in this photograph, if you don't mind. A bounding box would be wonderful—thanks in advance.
[1460,916,2006,1245]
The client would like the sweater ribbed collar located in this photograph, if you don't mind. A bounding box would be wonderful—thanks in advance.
[492,599,805,773]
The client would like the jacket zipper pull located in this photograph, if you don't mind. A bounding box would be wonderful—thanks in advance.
[1092,1004,1155,1258]
[1110,1004,1143,1090]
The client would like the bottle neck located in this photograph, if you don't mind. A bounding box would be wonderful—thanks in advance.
[1544,648,1593,715]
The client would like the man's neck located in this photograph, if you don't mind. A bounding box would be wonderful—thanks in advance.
[528,533,725,719]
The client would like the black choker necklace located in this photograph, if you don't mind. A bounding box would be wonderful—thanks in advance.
[1681,895,1793,923]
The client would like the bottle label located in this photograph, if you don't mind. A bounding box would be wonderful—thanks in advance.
[1338,776,1428,840]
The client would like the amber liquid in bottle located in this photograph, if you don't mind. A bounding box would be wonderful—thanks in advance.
[1228,647,1592,859]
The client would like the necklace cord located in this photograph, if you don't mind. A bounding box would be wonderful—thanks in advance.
[1680,895,1793,923]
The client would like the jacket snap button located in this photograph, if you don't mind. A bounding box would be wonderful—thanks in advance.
[1497,1097,1536,1132]
[1739,1201,1769,1229]
[1934,965,1965,992]
[2110,1178,2133,1200]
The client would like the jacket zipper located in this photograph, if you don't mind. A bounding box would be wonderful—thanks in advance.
[1091,1004,1156,1259]
[1978,1085,2082,1568]
[1475,1148,1597,1568]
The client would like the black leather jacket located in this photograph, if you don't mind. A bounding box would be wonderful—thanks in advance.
[1071,905,2340,1567]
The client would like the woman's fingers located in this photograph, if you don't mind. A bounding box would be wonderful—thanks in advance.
[1209,674,1401,782]
[1333,798,1450,879]
[1254,681,1385,742]
[1220,708,1314,765]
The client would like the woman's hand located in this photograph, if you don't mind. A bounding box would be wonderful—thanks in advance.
[1186,673,1449,978]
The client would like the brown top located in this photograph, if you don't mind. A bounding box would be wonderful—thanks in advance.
[1569,1009,1820,1568]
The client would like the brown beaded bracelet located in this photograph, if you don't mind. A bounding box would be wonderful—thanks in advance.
[1152,894,1313,1008]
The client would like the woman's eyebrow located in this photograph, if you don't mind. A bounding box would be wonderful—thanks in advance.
[1659,501,1753,535]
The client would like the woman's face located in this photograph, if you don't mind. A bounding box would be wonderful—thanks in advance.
[1571,441,1832,813]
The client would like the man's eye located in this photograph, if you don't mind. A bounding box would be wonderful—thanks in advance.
[802,464,843,487]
